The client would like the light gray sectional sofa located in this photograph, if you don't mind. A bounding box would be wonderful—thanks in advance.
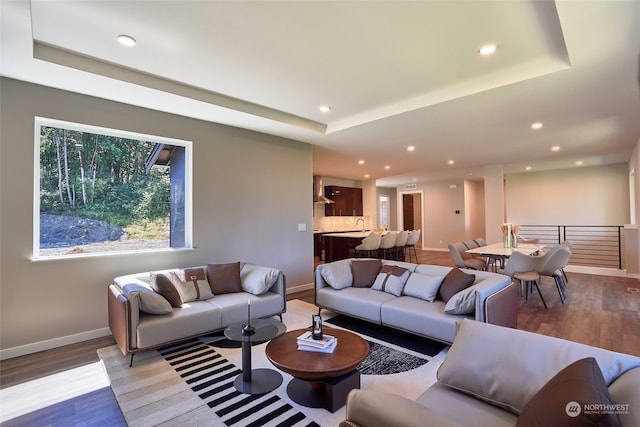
[108,261,286,365]
[341,319,640,427]
[315,258,517,343]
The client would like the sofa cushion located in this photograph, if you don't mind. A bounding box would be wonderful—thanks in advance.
[403,272,444,302]
[240,263,280,295]
[150,272,183,307]
[122,283,172,314]
[169,267,214,302]
[516,357,620,427]
[437,319,640,415]
[207,262,242,294]
[437,268,475,302]
[371,265,410,296]
[320,259,353,290]
[444,286,477,315]
[351,259,382,288]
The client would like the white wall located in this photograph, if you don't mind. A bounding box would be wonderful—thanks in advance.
[0,78,314,354]
[420,179,466,249]
[506,164,630,225]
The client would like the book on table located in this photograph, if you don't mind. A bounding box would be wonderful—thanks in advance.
[296,331,337,353]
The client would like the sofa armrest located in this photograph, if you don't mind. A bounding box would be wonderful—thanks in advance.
[343,389,457,427]
[108,284,134,356]
[464,270,514,324]
[483,282,518,327]
[270,271,287,313]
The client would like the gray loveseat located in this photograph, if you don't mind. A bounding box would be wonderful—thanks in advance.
[341,319,640,427]
[315,258,517,344]
[108,261,286,365]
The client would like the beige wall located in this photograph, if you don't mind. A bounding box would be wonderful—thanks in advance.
[420,179,466,249]
[0,78,314,355]
[464,179,485,240]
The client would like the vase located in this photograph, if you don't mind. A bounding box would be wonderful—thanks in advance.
[503,234,511,248]
[512,235,518,248]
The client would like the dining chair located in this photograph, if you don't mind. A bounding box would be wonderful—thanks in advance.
[393,230,410,261]
[537,246,571,304]
[378,232,397,260]
[466,238,497,271]
[448,242,486,270]
[404,229,421,263]
[354,232,381,258]
[498,251,548,308]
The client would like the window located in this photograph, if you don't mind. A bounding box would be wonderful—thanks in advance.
[378,195,390,230]
[34,117,192,258]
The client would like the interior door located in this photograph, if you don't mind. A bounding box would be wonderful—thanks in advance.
[403,194,414,230]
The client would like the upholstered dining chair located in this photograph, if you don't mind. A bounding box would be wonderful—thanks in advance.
[378,232,397,260]
[404,229,421,263]
[471,237,498,271]
[498,251,548,308]
[354,232,381,258]
[393,230,410,261]
[537,246,571,304]
[448,242,486,270]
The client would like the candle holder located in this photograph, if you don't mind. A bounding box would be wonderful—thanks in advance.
[242,300,255,335]
[312,314,323,340]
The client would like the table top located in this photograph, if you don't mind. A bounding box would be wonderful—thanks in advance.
[465,242,544,257]
[224,318,286,343]
[265,327,370,380]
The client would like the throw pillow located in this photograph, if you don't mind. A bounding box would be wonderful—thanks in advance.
[240,263,280,295]
[207,262,242,294]
[320,259,353,290]
[444,286,478,314]
[371,265,410,296]
[169,267,214,302]
[122,283,172,314]
[351,259,382,288]
[150,272,182,307]
[516,357,620,427]
[402,272,444,302]
[437,268,475,302]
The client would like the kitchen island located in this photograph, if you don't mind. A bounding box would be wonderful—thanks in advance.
[322,231,370,262]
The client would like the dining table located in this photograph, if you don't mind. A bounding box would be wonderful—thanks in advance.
[465,242,544,270]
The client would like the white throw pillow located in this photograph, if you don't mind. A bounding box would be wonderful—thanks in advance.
[371,266,411,296]
[320,259,353,290]
[240,263,280,295]
[402,273,444,302]
[444,286,477,314]
[123,283,172,314]
[169,267,214,302]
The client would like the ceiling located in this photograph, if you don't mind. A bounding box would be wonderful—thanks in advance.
[2,1,639,187]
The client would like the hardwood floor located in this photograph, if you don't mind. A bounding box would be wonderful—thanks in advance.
[1,251,638,425]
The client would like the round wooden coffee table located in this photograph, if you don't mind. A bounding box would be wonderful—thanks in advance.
[265,327,369,412]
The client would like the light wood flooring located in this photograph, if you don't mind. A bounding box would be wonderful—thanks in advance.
[1,250,638,425]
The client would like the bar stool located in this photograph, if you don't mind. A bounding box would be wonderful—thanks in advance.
[514,271,547,308]
[354,232,381,258]
[404,229,421,263]
[378,232,397,260]
[393,230,410,261]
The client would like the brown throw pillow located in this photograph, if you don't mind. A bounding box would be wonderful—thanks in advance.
[150,272,182,307]
[207,262,242,295]
[351,259,382,288]
[517,357,620,427]
[437,268,475,302]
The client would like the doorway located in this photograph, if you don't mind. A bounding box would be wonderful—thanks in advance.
[400,192,423,232]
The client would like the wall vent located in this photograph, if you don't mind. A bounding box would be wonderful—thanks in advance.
[404,184,417,190]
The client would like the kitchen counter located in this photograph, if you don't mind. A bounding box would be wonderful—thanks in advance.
[322,231,370,238]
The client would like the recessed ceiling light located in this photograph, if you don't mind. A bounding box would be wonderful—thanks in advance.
[525,166,532,171]
[384,165,390,170]
[478,43,497,56]
[448,160,455,165]
[407,146,415,152]
[358,160,365,165]
[551,146,560,152]
[117,34,136,47]
[575,160,583,166]
[531,122,543,130]
[319,105,332,113]
[364,174,370,178]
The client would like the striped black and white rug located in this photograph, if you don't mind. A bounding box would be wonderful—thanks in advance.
[98,300,447,427]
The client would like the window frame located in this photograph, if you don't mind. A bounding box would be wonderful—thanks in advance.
[33,117,193,260]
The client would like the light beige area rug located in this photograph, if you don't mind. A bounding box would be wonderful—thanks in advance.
[98,300,447,427]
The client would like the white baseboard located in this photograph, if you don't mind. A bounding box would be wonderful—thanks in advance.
[564,265,638,279]
[287,282,314,294]
[0,327,111,361]
[422,247,448,252]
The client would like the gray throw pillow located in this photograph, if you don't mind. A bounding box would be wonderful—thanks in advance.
[123,283,172,314]
[403,272,444,302]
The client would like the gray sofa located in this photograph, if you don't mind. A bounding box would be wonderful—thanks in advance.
[315,258,517,343]
[108,262,286,365]
[341,319,640,427]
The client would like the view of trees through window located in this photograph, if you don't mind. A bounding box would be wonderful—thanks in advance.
[37,119,175,257]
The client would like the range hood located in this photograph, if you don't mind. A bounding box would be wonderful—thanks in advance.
[313,175,334,204]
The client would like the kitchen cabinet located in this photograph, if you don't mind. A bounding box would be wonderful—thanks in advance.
[324,186,363,216]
